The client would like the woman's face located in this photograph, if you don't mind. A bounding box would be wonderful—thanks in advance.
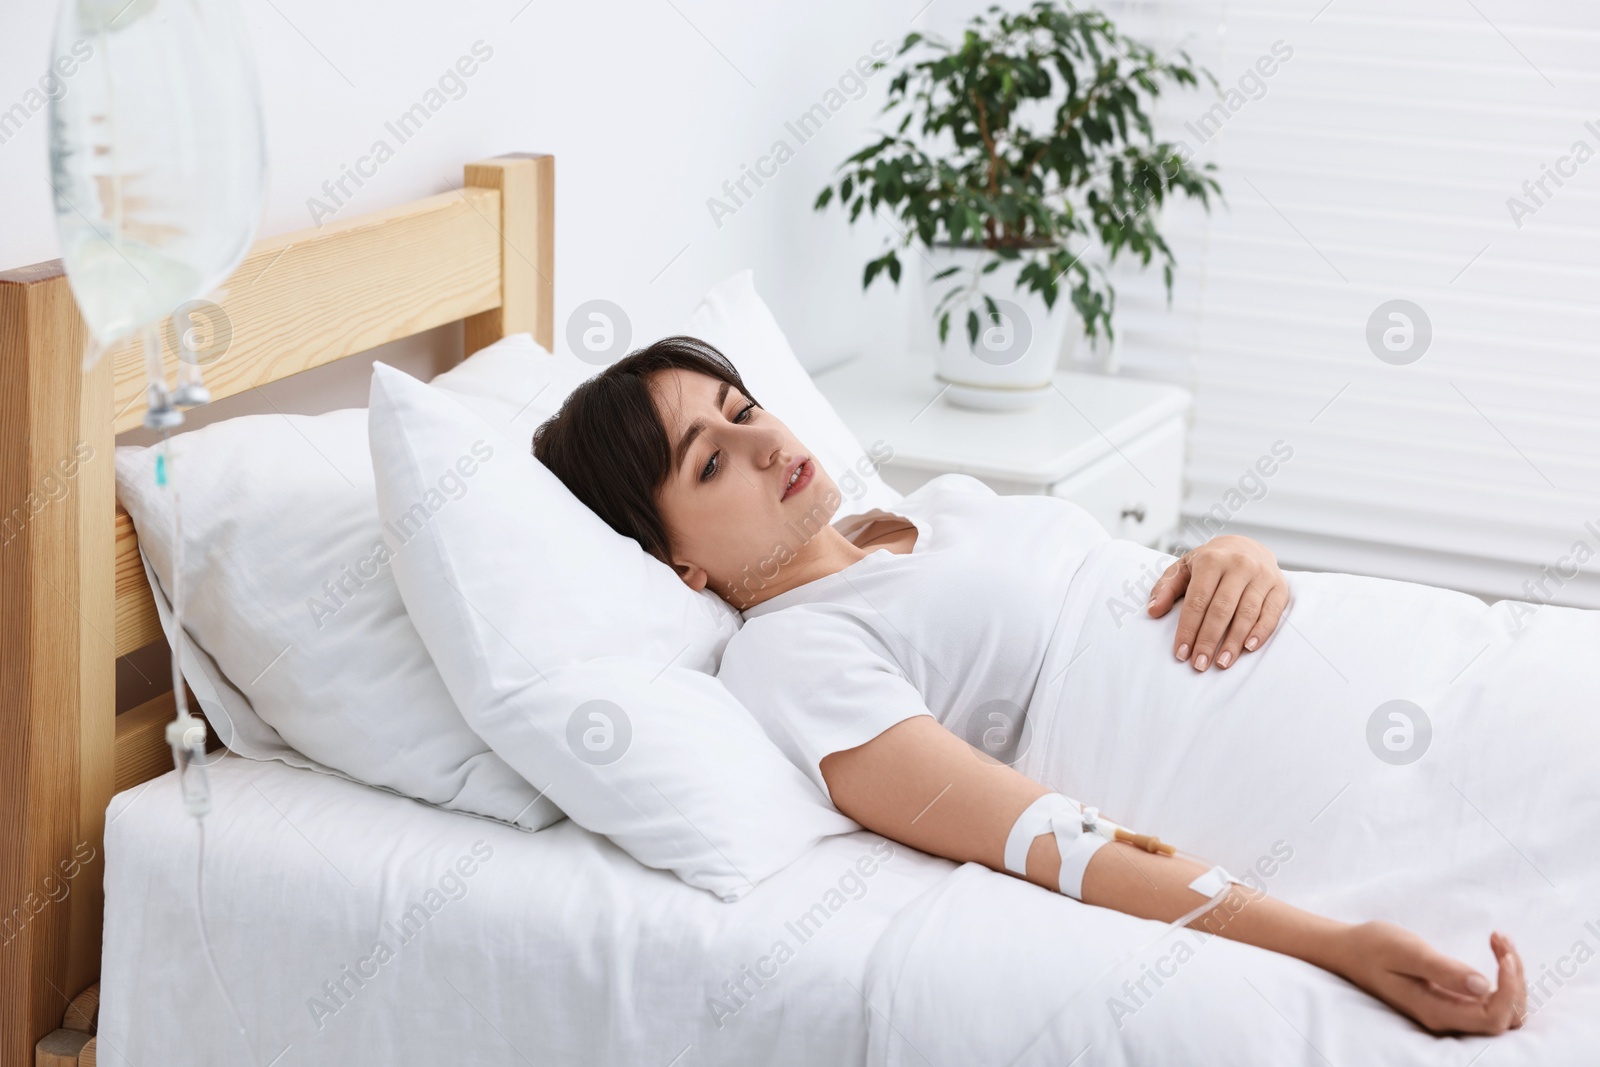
[649,367,842,603]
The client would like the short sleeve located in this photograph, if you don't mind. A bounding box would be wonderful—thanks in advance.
[718,607,934,804]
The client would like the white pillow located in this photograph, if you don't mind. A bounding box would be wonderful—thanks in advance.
[114,334,585,830]
[682,270,901,519]
[368,362,858,900]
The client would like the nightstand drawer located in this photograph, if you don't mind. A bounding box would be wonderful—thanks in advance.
[1048,416,1185,545]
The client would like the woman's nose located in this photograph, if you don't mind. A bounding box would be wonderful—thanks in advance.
[738,424,785,468]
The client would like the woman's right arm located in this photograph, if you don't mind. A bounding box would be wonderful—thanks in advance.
[821,714,1526,1036]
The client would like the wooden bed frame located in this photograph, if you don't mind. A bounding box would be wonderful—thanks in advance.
[0,151,555,1067]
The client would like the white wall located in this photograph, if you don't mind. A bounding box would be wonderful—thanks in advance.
[1,0,988,707]
[1,0,993,437]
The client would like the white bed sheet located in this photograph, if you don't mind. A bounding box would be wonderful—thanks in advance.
[98,754,956,1066]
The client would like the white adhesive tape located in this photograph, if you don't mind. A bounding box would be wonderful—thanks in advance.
[1003,793,1076,876]
[1187,864,1242,899]
[1055,825,1109,899]
[1002,793,1112,901]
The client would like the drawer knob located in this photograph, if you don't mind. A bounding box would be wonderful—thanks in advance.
[1120,505,1147,523]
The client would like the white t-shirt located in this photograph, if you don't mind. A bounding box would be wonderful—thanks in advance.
[717,474,1111,803]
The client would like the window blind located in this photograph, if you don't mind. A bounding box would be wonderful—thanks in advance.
[1095,0,1600,608]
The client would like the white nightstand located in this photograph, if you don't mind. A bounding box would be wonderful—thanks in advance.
[815,358,1192,546]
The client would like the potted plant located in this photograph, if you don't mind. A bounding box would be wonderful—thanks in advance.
[815,1,1222,409]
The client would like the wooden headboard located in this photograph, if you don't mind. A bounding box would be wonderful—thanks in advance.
[0,152,554,1067]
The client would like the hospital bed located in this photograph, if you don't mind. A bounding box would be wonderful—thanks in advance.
[4,151,1595,1067]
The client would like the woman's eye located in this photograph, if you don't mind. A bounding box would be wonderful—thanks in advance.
[698,402,755,481]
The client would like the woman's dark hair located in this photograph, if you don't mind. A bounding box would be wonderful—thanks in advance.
[532,335,756,563]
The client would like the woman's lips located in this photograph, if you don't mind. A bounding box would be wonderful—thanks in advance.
[782,458,814,501]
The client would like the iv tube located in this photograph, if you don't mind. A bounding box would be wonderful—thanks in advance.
[157,403,257,1066]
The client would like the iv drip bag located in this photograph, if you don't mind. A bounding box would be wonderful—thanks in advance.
[47,0,268,363]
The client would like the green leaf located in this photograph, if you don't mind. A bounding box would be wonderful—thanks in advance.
[814,0,1222,346]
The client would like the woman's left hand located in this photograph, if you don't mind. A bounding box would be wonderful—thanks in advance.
[1146,534,1288,671]
[1329,923,1526,1036]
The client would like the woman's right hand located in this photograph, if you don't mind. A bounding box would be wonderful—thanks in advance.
[1329,921,1526,1035]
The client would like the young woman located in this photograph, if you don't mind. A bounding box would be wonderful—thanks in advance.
[533,335,1527,1038]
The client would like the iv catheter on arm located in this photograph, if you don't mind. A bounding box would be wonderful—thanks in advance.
[820,714,1528,1038]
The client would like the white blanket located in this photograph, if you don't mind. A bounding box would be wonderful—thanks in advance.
[99,755,959,1066]
[864,539,1600,1066]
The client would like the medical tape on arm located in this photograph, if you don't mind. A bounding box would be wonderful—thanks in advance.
[1003,794,1249,907]
[1186,864,1244,899]
[1158,862,1250,938]
[1001,793,1110,900]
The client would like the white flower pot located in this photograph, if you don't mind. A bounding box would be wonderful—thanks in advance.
[923,244,1078,411]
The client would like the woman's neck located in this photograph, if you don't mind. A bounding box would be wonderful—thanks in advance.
[727,518,916,611]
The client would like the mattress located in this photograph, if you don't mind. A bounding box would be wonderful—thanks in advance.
[98,753,957,1066]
